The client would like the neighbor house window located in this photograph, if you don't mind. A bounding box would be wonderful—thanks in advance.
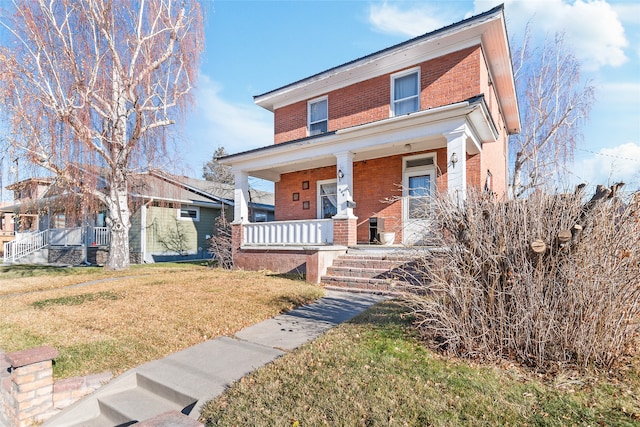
[391,68,420,116]
[253,212,268,222]
[178,206,200,222]
[308,97,328,136]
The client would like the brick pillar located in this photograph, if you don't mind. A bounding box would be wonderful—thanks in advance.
[333,217,357,246]
[231,223,243,259]
[2,346,58,427]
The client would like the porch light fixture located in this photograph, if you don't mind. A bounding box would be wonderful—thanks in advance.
[450,152,458,167]
[338,169,344,181]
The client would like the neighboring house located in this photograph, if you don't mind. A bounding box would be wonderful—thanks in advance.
[220,5,520,283]
[1,170,274,264]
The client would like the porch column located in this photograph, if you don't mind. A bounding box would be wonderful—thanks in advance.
[446,129,468,201]
[233,171,250,224]
[333,151,357,246]
[334,151,356,219]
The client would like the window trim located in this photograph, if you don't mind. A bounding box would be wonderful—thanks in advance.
[316,179,338,219]
[307,96,328,136]
[391,67,421,117]
[402,153,437,220]
[178,205,200,222]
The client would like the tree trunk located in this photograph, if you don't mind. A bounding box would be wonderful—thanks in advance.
[106,185,131,270]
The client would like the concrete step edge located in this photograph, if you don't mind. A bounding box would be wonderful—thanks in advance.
[136,372,198,411]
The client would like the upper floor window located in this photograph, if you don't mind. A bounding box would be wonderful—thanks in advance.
[308,97,328,136]
[391,68,420,116]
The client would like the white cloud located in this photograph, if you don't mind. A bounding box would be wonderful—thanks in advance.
[571,142,640,188]
[371,1,629,71]
[368,2,462,37]
[180,74,273,175]
[480,0,628,71]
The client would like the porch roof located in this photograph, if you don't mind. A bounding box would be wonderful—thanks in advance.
[220,95,497,182]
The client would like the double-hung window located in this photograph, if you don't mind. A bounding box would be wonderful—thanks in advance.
[308,97,328,136]
[391,68,420,116]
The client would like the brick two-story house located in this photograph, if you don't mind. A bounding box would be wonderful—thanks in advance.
[220,5,520,283]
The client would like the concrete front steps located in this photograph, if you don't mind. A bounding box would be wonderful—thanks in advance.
[42,292,387,427]
[42,337,284,427]
[321,248,421,294]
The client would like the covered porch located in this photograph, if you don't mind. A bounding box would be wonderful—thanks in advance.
[222,97,499,282]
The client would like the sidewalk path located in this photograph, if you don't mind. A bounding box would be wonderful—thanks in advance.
[42,290,389,426]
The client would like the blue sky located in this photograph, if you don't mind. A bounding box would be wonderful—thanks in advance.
[178,0,640,192]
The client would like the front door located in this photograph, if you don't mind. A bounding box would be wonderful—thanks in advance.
[403,156,435,245]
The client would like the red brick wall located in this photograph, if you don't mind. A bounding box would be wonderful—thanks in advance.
[466,153,482,190]
[273,46,483,144]
[478,48,508,197]
[275,149,448,243]
[274,166,336,221]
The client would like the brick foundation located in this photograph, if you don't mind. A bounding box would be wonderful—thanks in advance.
[234,247,346,284]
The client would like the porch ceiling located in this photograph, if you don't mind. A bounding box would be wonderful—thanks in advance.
[254,135,447,181]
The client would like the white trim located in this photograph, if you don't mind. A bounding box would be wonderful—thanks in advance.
[307,96,328,136]
[402,153,437,245]
[316,179,337,220]
[391,67,420,117]
[177,205,200,222]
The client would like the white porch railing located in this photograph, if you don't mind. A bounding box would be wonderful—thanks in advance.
[243,219,333,246]
[3,229,49,264]
[90,227,110,246]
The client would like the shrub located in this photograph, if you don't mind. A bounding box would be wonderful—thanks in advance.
[208,213,233,269]
[402,187,640,371]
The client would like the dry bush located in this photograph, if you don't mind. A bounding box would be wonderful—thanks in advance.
[402,187,640,371]
[208,213,233,269]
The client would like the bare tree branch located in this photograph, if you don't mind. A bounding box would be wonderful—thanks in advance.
[0,0,204,270]
[509,29,595,198]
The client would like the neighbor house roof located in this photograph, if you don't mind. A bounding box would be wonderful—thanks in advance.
[138,170,275,209]
[1,170,274,213]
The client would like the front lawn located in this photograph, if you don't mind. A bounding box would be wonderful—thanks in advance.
[0,263,323,378]
[200,301,640,426]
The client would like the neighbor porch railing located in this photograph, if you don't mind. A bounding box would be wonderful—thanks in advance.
[49,227,83,246]
[3,227,111,264]
[3,229,49,264]
[243,219,333,246]
[90,227,110,246]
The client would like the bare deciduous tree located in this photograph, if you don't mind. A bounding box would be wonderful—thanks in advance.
[0,0,204,269]
[510,28,595,198]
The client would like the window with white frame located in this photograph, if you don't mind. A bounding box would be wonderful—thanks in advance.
[317,179,338,219]
[178,206,200,222]
[391,68,420,116]
[403,155,435,220]
[308,97,328,136]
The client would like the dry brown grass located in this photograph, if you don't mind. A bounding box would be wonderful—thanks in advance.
[0,264,323,378]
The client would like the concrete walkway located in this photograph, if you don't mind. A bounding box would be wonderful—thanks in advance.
[42,290,388,426]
